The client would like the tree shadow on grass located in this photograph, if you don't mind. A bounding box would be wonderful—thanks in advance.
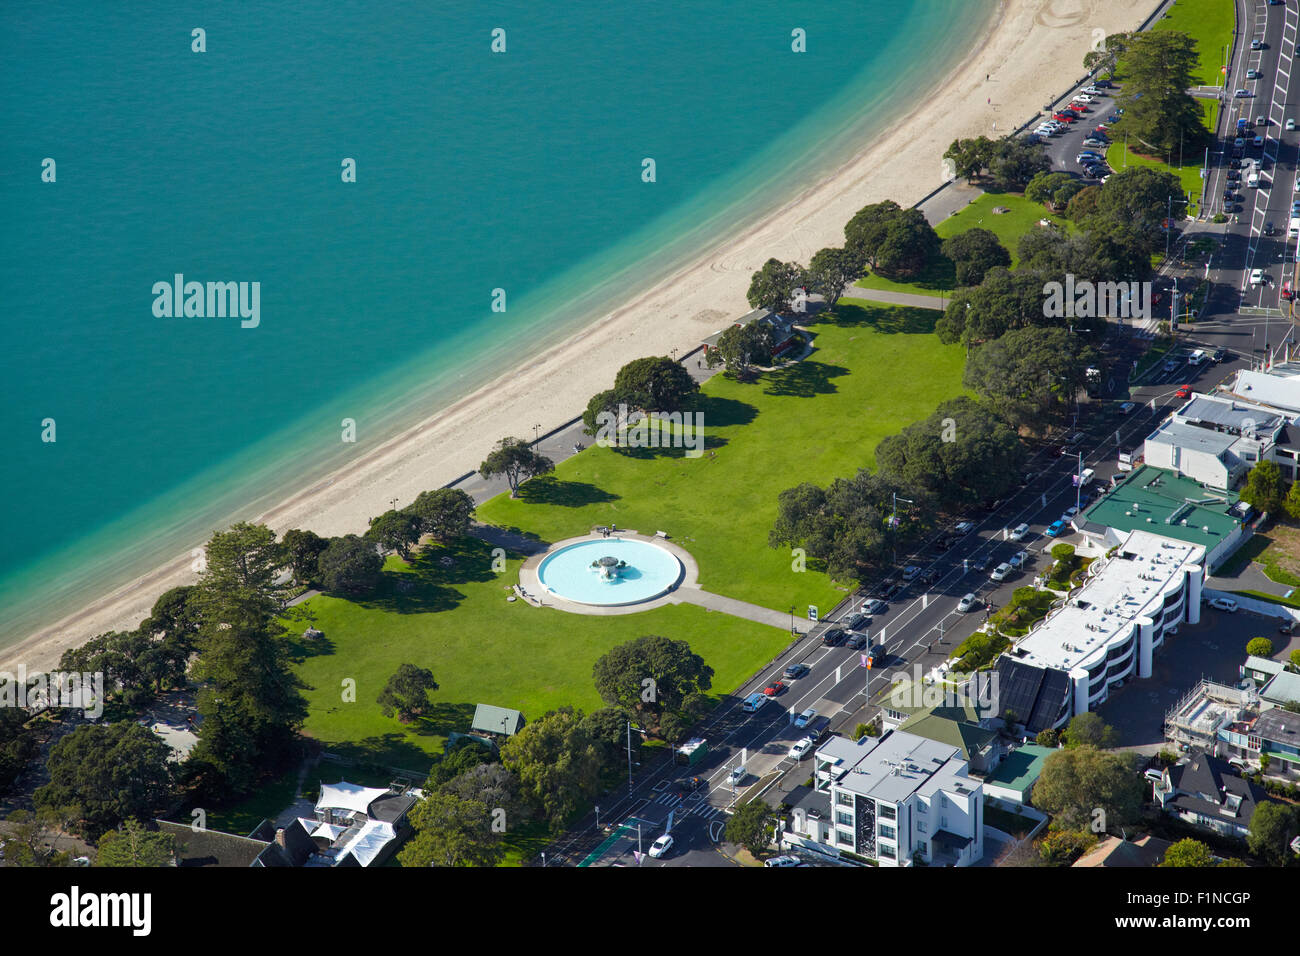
[322,734,441,774]
[693,394,759,428]
[516,476,619,508]
[825,301,940,334]
[762,360,850,398]
[408,701,479,739]
[349,537,507,615]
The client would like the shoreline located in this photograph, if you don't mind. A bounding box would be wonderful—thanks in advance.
[0,0,1156,675]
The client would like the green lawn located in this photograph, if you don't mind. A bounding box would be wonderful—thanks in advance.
[854,192,1071,298]
[284,303,968,770]
[1152,0,1235,89]
[479,302,968,613]
[1105,110,1211,219]
[285,545,793,768]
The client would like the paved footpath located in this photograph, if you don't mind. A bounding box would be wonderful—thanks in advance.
[672,586,809,634]
[846,286,947,310]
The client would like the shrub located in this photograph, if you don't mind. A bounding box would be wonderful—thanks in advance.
[1247,637,1274,658]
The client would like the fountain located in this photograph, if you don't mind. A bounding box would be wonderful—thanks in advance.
[591,555,628,580]
[538,537,683,606]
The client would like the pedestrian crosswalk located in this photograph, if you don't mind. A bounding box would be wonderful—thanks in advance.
[650,790,724,818]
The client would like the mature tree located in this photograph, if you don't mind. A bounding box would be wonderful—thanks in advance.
[1036,728,1060,748]
[197,522,286,627]
[1240,461,1287,516]
[143,585,203,642]
[582,388,624,438]
[592,636,714,735]
[805,246,864,309]
[398,792,504,867]
[614,356,699,413]
[377,663,439,722]
[1112,31,1207,154]
[582,706,639,769]
[439,762,522,822]
[936,267,1063,347]
[987,137,1051,191]
[874,396,1027,511]
[1025,171,1077,208]
[1247,637,1274,659]
[943,137,997,182]
[707,321,776,380]
[1083,32,1132,77]
[94,819,176,867]
[500,706,603,830]
[963,326,1099,429]
[0,709,38,794]
[1088,166,1185,254]
[188,616,307,797]
[428,738,496,788]
[1161,838,1215,868]
[726,799,777,856]
[1291,648,1300,672]
[365,509,424,560]
[408,488,475,542]
[1033,745,1144,832]
[1066,184,1103,222]
[281,529,329,586]
[2,809,74,867]
[1284,480,1300,522]
[746,258,804,312]
[59,630,155,702]
[478,437,555,498]
[1063,712,1119,749]
[941,228,1011,289]
[35,722,172,838]
[769,469,921,582]
[1247,801,1300,866]
[845,201,940,277]
[316,534,383,595]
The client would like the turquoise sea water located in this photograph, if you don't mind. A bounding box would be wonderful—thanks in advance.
[0,0,991,648]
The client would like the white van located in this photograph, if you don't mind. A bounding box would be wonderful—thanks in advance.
[1188,349,1207,365]
[1248,170,1261,187]
[1290,216,1300,238]
[1077,468,1095,486]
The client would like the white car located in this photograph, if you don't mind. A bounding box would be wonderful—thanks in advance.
[788,737,815,760]
[1294,175,1300,192]
[1208,596,1238,613]
[648,834,674,858]
[990,562,1013,582]
[1063,505,1080,520]
[1010,549,1032,570]
[1073,94,1094,103]
[954,520,975,535]
[1082,138,1107,148]
[901,565,921,581]
[764,855,803,867]
[957,593,979,613]
[728,765,748,787]
[1250,268,1265,286]
[1009,523,1030,541]
[794,707,816,729]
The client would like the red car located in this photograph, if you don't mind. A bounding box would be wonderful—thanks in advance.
[1053,112,1077,123]
[1175,385,1192,399]
[1066,103,1087,113]
[763,680,786,697]
[1094,125,1109,134]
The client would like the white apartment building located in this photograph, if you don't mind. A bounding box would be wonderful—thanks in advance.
[996,530,1205,734]
[790,730,984,867]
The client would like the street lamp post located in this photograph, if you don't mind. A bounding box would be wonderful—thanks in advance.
[626,721,645,795]
[533,423,542,447]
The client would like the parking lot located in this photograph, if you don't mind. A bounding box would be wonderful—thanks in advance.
[1094,605,1282,750]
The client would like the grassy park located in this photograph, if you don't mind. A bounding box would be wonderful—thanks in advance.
[854,192,1070,298]
[284,302,968,769]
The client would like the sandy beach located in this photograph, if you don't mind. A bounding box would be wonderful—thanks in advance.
[1,0,1157,675]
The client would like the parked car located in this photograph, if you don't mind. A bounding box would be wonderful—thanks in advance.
[917,567,940,585]
[783,662,810,680]
[1235,89,1253,97]
[1073,94,1094,103]
[971,554,991,571]
[1118,401,1135,414]
[990,562,1013,582]
[764,854,803,867]
[1254,135,1265,147]
[1046,519,1067,537]
[866,644,887,668]
[763,680,786,697]
[1288,118,1297,131]
[1009,550,1031,570]
[954,520,975,535]
[742,691,768,712]
[727,765,747,787]
[1207,596,1238,612]
[788,738,815,761]
[1010,522,1030,541]
[1251,268,1265,286]
[1082,137,1107,148]
[1175,384,1192,399]
[821,628,845,647]
[861,598,888,616]
[844,611,867,630]
[1247,69,1262,79]
[794,708,817,729]
[1251,39,1265,51]
[1064,504,1080,519]
[648,834,674,858]
[846,632,868,650]
[1212,347,1228,363]
[957,593,980,613]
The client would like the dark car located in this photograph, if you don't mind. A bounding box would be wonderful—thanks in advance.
[1229,158,1244,168]
[1264,221,1275,235]
[1212,347,1227,363]
[821,628,845,647]
[1224,190,1238,202]
[866,644,887,668]
[918,568,940,585]
[783,662,810,679]
[844,611,867,630]
[880,581,903,600]
[846,632,868,650]
[970,554,991,571]
[1226,203,1243,213]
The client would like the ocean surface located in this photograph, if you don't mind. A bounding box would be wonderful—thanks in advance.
[0,0,991,649]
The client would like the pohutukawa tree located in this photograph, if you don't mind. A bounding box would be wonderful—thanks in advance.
[478,437,554,498]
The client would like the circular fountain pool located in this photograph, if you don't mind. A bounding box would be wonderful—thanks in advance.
[535,537,683,606]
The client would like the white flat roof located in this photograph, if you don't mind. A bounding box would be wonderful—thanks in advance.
[818,730,970,805]
[1008,530,1203,673]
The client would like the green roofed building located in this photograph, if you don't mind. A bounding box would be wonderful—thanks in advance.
[897,713,1002,774]
[471,704,525,738]
[982,744,1054,806]
[1074,465,1245,570]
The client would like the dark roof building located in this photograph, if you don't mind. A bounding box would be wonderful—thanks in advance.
[155,820,272,868]
[1154,749,1274,839]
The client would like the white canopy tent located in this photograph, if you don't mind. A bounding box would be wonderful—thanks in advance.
[316,781,389,818]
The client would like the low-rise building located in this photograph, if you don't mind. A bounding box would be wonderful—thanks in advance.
[996,530,1205,734]
[788,730,984,867]
[1152,750,1272,840]
[702,307,801,358]
[1143,394,1290,488]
